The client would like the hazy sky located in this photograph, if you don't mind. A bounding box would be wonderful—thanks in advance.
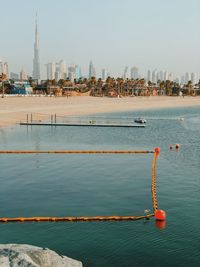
[0,0,200,78]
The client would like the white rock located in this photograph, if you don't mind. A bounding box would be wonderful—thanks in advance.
[0,244,82,267]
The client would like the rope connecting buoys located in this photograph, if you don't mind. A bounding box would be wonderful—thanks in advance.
[0,150,154,154]
[152,153,158,211]
[0,148,164,224]
[0,214,155,223]
[152,149,166,226]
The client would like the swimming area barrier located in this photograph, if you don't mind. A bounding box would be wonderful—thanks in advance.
[0,149,161,223]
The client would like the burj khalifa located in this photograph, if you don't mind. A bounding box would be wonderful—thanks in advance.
[32,15,40,80]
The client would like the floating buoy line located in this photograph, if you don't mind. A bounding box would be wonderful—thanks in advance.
[0,148,166,224]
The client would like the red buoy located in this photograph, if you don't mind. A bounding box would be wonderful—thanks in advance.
[175,144,180,149]
[155,147,160,155]
[155,209,166,221]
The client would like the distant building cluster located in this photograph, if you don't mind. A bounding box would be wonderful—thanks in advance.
[146,69,198,85]
[46,61,82,82]
[120,67,199,85]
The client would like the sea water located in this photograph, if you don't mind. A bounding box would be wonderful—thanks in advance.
[0,106,199,267]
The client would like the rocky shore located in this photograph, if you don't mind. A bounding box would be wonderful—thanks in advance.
[0,244,82,267]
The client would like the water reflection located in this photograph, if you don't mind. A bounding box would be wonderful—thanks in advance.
[155,220,167,230]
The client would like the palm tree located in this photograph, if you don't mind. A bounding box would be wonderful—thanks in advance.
[187,80,193,95]
[87,76,97,95]
[97,78,103,96]
[116,77,124,96]
[159,81,165,95]
[165,80,172,95]
[0,73,7,97]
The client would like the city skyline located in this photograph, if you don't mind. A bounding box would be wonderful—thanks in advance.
[0,0,200,78]
[8,58,200,84]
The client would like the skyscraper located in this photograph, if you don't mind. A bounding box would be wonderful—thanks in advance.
[46,63,56,80]
[68,65,76,82]
[184,72,190,84]
[56,60,67,80]
[0,59,9,78]
[102,69,107,80]
[32,15,40,80]
[152,69,157,83]
[130,67,139,79]
[191,72,197,84]
[89,61,96,78]
[123,66,128,79]
[147,70,151,82]
[75,65,82,79]
[20,69,28,80]
[157,71,164,81]
[164,71,169,81]
[10,72,19,80]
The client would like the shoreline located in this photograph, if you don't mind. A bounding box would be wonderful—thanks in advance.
[0,96,200,128]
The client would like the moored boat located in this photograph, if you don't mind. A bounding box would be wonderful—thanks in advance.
[134,118,147,124]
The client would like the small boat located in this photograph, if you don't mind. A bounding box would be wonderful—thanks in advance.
[134,118,147,124]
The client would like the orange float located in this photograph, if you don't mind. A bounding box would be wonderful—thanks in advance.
[154,147,160,156]
[155,210,166,221]
[175,144,180,149]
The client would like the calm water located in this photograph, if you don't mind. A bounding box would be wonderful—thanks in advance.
[0,107,199,267]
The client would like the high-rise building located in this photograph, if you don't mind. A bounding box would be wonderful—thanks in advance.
[102,69,106,80]
[191,72,197,84]
[164,71,169,81]
[152,69,157,83]
[130,67,139,79]
[184,72,190,84]
[75,65,81,79]
[10,72,19,80]
[175,77,180,84]
[32,15,40,80]
[46,63,56,80]
[89,61,96,78]
[56,60,67,80]
[123,66,129,79]
[20,69,28,80]
[147,70,151,82]
[157,71,164,81]
[168,72,173,81]
[46,60,67,81]
[68,65,76,82]
[0,59,9,78]
[101,69,109,80]
[180,75,185,84]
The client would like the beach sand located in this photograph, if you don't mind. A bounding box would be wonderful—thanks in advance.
[0,95,199,127]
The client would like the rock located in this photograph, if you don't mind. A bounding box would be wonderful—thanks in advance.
[0,244,82,267]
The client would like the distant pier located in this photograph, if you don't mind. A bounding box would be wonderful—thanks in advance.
[19,122,145,128]
[19,113,146,128]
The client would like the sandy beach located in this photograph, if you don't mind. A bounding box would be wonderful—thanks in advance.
[0,95,200,127]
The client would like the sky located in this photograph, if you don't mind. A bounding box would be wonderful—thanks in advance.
[0,0,200,79]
